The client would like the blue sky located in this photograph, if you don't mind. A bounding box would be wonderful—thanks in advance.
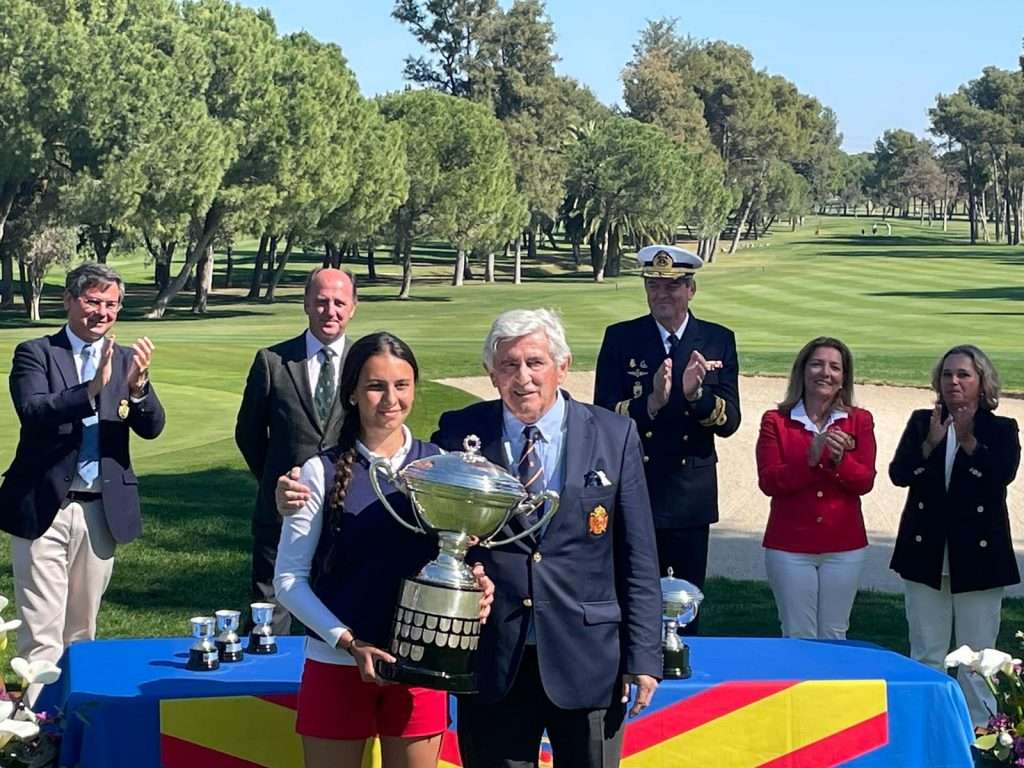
[243,1,1024,153]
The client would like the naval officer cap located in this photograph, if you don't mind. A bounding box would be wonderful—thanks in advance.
[637,244,703,279]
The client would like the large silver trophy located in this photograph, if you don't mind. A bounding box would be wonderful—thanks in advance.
[369,436,559,692]
[660,568,704,679]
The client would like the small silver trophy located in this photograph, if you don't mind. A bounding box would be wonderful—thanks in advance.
[214,609,244,663]
[369,436,559,692]
[187,616,220,671]
[247,602,278,655]
[661,568,704,679]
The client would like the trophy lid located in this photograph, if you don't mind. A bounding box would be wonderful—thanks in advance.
[661,568,704,606]
[401,435,526,504]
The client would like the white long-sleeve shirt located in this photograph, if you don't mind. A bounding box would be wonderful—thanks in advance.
[274,426,413,665]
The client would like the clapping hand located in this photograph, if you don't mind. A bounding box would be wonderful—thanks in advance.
[647,359,672,415]
[127,336,155,395]
[682,351,722,401]
[87,337,115,399]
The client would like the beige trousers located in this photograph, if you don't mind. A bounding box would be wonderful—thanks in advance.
[11,499,116,704]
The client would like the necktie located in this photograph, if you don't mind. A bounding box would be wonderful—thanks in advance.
[666,333,679,358]
[517,426,547,524]
[78,346,100,485]
[314,347,336,424]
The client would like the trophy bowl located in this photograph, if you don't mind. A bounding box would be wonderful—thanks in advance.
[369,436,559,692]
[247,602,277,655]
[187,616,219,672]
[661,569,704,679]
[215,609,244,663]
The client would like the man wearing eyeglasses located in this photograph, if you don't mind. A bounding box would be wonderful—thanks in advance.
[594,245,740,633]
[0,262,165,703]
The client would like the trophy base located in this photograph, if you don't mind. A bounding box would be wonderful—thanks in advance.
[379,577,482,693]
[376,658,477,694]
[216,640,244,663]
[187,647,220,672]
[247,633,277,654]
[663,644,690,679]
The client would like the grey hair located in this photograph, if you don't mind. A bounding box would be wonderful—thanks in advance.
[482,308,572,372]
[931,344,1001,411]
[65,263,124,301]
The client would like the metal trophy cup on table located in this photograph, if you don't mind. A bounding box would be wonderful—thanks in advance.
[187,616,220,671]
[369,436,559,693]
[247,602,278,655]
[660,568,704,679]
[214,609,244,663]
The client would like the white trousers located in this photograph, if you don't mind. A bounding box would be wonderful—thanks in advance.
[903,577,1002,728]
[765,547,867,640]
[11,499,116,704]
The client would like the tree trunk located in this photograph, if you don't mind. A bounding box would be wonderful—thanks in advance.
[978,184,989,243]
[248,233,271,299]
[0,182,16,248]
[398,233,413,299]
[0,244,13,308]
[591,223,608,282]
[728,193,755,254]
[191,244,214,314]
[265,232,295,302]
[513,237,523,285]
[484,250,495,282]
[452,248,465,287]
[89,226,117,264]
[366,240,378,282]
[526,226,537,263]
[147,206,224,318]
[224,245,234,288]
[605,225,621,278]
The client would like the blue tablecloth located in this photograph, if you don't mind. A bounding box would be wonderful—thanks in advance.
[45,636,974,768]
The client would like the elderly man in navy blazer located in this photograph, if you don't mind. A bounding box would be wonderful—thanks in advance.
[595,245,741,635]
[433,308,662,768]
[0,263,164,702]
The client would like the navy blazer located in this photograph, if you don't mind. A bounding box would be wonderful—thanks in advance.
[432,392,662,709]
[889,408,1020,593]
[594,313,741,528]
[0,329,165,542]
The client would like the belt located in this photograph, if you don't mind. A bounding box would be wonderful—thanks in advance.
[66,490,102,502]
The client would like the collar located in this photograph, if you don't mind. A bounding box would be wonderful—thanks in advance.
[791,399,848,434]
[64,325,102,356]
[304,329,346,360]
[655,313,690,347]
[502,389,567,443]
[356,425,413,470]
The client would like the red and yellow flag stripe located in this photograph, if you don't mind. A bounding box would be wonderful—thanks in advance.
[160,680,887,768]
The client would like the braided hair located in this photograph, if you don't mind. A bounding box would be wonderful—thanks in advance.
[326,332,420,530]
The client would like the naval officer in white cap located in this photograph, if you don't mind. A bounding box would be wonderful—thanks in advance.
[593,244,741,634]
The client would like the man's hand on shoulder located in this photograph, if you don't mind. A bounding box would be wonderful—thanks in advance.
[276,467,310,516]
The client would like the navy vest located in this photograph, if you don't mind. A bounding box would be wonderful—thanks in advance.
[308,439,440,649]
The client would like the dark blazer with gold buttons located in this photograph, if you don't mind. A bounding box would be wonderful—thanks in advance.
[889,408,1020,593]
[594,313,740,529]
[432,392,662,709]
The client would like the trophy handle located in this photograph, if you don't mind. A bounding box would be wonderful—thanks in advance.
[368,457,426,535]
[482,490,560,548]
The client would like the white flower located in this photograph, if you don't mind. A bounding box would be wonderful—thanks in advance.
[1000,732,1015,746]
[945,645,980,669]
[977,649,1018,678]
[0,618,20,633]
[10,658,61,686]
[0,701,12,721]
[0,596,8,613]
[0,719,39,748]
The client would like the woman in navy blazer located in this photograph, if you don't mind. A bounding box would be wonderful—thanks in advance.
[890,344,1020,727]
[756,337,877,640]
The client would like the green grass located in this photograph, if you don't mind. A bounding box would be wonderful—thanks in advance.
[0,214,1023,677]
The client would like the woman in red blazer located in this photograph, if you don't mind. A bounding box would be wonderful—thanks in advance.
[756,337,877,639]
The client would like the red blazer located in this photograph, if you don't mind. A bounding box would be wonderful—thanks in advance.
[756,406,877,553]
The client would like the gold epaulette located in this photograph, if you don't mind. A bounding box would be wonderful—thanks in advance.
[698,396,728,428]
[615,399,632,417]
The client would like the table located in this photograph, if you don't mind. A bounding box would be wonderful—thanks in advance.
[46,636,974,768]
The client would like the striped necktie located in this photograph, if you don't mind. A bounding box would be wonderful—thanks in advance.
[78,346,100,485]
[517,425,546,496]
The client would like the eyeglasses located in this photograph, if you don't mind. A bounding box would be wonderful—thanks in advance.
[644,277,692,290]
[79,297,122,312]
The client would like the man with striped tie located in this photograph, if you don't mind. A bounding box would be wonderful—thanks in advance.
[235,268,356,635]
[0,263,165,704]
[432,308,662,768]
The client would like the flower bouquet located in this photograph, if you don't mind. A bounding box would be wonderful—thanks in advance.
[0,596,61,768]
[946,642,1024,765]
